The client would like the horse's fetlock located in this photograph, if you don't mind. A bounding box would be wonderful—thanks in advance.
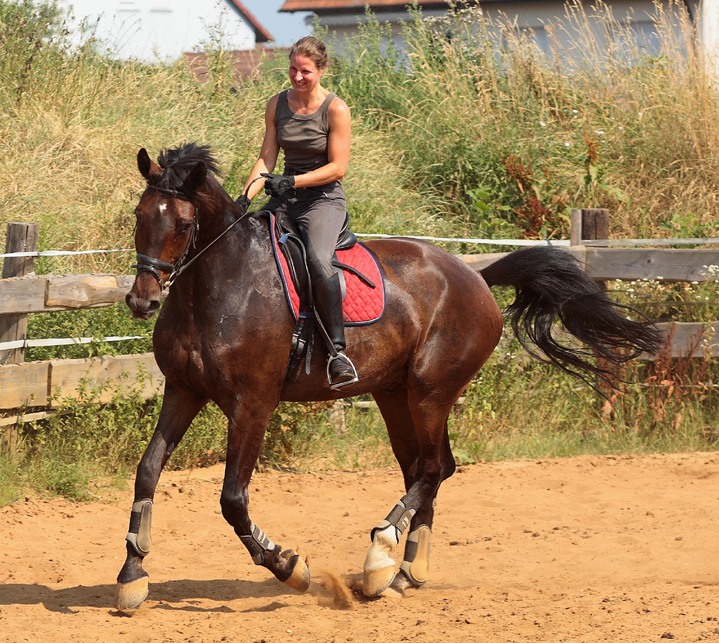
[370,499,416,543]
[239,522,276,565]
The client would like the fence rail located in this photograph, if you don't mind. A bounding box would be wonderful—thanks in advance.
[2,211,718,426]
[0,273,135,315]
[0,353,163,427]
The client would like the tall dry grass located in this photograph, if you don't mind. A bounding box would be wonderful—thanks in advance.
[332,1,719,240]
[1,1,718,502]
[0,2,445,276]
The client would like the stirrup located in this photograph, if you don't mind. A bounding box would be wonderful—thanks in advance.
[327,352,358,390]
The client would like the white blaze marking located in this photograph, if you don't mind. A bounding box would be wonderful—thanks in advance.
[159,203,167,213]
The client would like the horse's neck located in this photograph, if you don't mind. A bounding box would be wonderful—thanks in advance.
[190,201,267,280]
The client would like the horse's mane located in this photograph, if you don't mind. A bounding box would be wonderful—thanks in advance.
[154,142,223,192]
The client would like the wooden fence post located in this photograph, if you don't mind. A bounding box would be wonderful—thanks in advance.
[570,208,609,248]
[572,209,614,401]
[0,222,38,365]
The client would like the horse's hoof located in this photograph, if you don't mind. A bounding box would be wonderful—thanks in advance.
[389,570,414,593]
[362,564,396,597]
[114,576,149,614]
[283,554,311,593]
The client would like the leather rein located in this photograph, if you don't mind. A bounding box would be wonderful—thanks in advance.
[132,183,257,290]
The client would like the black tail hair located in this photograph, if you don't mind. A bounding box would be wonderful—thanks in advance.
[481,246,665,388]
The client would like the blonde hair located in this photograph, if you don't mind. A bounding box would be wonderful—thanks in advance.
[289,36,328,70]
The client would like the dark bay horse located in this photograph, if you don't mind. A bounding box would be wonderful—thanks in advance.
[116,143,663,612]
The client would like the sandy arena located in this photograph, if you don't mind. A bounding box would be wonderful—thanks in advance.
[1,452,718,642]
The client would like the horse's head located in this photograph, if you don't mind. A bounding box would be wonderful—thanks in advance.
[125,146,209,319]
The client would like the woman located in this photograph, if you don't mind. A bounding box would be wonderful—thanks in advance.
[242,36,357,390]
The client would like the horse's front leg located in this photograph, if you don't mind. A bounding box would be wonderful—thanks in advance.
[219,401,310,593]
[115,384,207,613]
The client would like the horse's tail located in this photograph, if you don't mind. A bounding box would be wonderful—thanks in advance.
[480,246,665,387]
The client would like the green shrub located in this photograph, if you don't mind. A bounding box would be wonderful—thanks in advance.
[1,0,718,503]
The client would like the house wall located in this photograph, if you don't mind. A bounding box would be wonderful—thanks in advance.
[58,0,256,62]
[312,0,701,62]
[701,0,719,78]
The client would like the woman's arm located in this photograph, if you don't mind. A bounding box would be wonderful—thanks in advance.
[292,97,351,189]
[243,94,281,200]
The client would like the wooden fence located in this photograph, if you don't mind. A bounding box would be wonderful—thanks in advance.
[1,211,718,427]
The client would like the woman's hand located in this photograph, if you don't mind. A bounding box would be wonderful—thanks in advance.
[261,173,296,197]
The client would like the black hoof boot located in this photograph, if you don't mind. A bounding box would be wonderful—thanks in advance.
[327,351,358,389]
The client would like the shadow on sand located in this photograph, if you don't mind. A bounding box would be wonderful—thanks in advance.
[0,577,294,615]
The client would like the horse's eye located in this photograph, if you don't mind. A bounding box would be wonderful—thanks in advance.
[178,222,192,234]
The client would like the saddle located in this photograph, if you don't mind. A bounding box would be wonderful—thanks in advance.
[268,211,385,381]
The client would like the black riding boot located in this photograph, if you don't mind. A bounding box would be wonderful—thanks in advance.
[313,273,358,389]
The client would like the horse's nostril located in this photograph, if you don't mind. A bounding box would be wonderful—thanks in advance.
[125,291,160,319]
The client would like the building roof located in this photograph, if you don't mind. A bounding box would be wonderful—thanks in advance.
[280,0,479,11]
[231,0,273,42]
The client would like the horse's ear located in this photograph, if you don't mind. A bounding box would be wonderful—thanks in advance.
[137,148,161,181]
[184,161,207,192]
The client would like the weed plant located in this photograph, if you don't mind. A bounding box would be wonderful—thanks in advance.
[1,1,718,502]
[332,2,719,241]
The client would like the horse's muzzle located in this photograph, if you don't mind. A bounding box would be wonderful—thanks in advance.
[125,290,160,320]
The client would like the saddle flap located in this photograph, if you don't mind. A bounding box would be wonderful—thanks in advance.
[270,213,384,326]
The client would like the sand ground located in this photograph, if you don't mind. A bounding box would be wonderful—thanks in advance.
[1,452,718,642]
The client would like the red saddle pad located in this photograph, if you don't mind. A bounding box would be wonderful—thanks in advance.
[270,215,385,325]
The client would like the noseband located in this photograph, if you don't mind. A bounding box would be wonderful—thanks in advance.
[132,185,199,289]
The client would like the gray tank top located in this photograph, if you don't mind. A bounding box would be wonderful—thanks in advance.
[275,89,336,174]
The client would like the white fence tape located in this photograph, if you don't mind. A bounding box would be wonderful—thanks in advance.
[354,233,568,246]
[3,235,719,260]
[1,236,552,259]
[0,249,134,259]
[2,233,718,351]
[0,335,149,351]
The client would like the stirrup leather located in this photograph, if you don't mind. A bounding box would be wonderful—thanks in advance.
[327,351,358,390]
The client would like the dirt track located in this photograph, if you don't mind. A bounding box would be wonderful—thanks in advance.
[1,452,718,642]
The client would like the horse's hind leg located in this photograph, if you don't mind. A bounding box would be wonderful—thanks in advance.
[218,400,311,593]
[392,424,455,594]
[115,384,206,613]
[367,388,456,596]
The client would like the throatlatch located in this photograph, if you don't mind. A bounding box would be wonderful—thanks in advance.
[239,522,277,565]
[126,499,153,557]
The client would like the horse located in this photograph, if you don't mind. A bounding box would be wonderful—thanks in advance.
[116,142,664,612]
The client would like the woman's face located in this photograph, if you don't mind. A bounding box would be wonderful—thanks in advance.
[289,54,323,93]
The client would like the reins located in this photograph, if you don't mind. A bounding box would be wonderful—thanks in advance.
[133,178,266,290]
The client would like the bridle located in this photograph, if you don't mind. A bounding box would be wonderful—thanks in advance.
[132,185,200,289]
[132,179,263,290]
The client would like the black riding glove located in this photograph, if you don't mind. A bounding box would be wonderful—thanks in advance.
[261,173,295,198]
[235,194,250,214]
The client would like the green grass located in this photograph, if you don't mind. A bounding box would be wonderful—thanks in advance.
[0,0,718,503]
